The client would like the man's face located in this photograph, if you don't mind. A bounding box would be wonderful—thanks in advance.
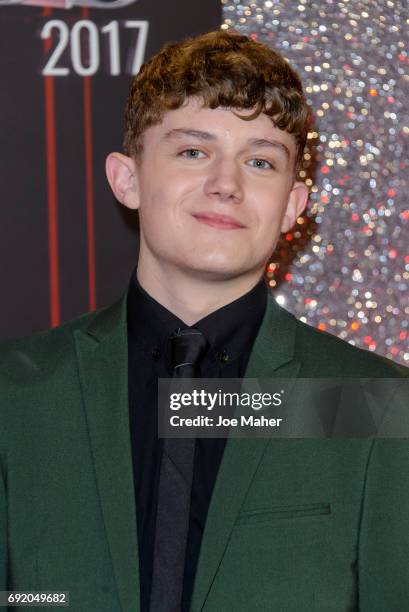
[125,97,307,281]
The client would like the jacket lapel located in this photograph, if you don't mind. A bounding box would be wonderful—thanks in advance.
[74,293,140,612]
[190,294,302,611]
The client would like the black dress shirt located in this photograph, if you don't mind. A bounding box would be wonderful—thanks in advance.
[127,270,267,611]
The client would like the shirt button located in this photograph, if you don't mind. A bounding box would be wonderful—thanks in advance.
[219,350,229,363]
[152,348,161,360]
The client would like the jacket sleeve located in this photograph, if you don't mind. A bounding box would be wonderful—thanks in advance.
[0,454,7,590]
[358,438,409,609]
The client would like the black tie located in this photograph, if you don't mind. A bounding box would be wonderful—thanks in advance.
[149,328,208,612]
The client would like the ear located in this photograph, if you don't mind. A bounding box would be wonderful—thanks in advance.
[280,181,309,233]
[105,152,140,210]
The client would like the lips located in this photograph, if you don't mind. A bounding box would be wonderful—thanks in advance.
[192,212,246,230]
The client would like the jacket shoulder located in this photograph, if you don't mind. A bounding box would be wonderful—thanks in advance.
[293,315,408,377]
[0,297,123,382]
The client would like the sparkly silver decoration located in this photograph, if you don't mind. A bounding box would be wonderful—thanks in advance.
[222,0,409,365]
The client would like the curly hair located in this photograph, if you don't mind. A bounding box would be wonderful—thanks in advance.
[123,30,310,175]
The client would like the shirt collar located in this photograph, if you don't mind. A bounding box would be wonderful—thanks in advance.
[127,268,268,364]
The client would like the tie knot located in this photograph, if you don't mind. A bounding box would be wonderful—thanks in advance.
[170,327,208,377]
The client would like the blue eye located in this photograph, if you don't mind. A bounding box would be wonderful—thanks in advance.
[180,148,206,159]
[248,159,274,170]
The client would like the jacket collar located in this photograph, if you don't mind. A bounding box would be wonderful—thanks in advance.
[84,289,299,370]
[74,291,139,612]
[191,292,302,610]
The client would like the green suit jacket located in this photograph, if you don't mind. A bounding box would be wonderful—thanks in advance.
[1,290,409,611]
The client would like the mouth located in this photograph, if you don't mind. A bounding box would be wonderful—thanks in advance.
[192,212,246,230]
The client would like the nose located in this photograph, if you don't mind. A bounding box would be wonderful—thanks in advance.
[203,158,244,203]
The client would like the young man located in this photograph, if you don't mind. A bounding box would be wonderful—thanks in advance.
[1,30,409,612]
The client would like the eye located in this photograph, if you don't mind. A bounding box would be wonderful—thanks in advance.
[248,158,274,170]
[180,148,206,159]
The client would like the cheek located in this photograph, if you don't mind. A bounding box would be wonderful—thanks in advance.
[138,181,186,238]
[253,202,285,237]
[141,169,198,210]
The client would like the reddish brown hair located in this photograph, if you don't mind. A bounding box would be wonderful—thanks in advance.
[124,30,310,174]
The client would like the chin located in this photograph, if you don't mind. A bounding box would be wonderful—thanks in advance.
[182,259,250,281]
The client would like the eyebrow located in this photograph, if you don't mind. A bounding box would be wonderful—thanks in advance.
[247,138,290,161]
[162,128,291,161]
[163,128,216,142]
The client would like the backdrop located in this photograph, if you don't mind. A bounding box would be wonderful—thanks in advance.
[223,0,409,366]
[2,0,408,368]
[0,0,221,338]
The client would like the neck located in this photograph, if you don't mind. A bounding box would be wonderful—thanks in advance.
[136,259,266,326]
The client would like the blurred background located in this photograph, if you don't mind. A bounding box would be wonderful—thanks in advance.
[1,0,408,366]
